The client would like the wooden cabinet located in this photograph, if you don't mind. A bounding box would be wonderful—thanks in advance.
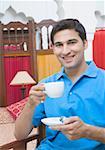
[0,19,61,106]
[0,21,37,106]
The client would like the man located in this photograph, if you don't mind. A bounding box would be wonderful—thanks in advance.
[14,19,105,149]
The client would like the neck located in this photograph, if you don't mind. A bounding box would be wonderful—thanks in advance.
[65,61,88,82]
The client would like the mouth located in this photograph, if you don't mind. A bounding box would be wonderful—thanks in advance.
[62,55,75,62]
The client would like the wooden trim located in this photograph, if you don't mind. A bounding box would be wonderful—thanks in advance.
[0,54,7,106]
[2,52,31,57]
[0,134,39,150]
[28,21,38,82]
[1,21,29,30]
[37,49,53,55]
[0,50,32,57]
[0,22,7,106]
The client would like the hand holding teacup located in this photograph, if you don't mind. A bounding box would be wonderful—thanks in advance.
[28,81,64,107]
[29,83,46,106]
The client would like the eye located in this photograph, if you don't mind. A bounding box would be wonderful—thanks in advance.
[67,40,77,45]
[54,43,63,48]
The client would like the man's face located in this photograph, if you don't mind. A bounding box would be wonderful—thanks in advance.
[52,29,88,71]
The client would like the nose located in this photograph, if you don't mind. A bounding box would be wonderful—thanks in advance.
[62,43,71,55]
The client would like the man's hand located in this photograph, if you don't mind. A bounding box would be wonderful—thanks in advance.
[51,116,88,140]
[28,83,46,107]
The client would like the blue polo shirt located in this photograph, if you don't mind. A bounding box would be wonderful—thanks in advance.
[32,61,105,150]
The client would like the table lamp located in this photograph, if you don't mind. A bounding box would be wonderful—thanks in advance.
[10,71,36,99]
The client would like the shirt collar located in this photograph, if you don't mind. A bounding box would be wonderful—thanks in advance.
[83,61,98,78]
[56,67,65,80]
[56,61,98,80]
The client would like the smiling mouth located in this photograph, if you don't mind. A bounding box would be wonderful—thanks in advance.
[62,55,75,62]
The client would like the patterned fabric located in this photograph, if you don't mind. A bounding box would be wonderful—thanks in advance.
[6,97,28,119]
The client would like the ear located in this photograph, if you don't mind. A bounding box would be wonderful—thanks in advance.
[49,42,54,49]
[84,40,88,50]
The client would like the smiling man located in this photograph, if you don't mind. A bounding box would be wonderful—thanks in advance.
[15,19,105,150]
[51,21,88,82]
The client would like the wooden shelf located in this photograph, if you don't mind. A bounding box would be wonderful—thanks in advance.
[3,34,29,38]
[0,19,56,106]
[37,49,53,55]
[0,50,32,57]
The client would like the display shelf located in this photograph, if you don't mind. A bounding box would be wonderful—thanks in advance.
[0,19,59,106]
[0,20,36,106]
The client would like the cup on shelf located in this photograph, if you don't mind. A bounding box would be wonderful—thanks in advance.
[17,44,21,50]
[23,42,28,51]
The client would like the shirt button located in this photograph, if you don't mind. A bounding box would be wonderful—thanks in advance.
[70,92,72,95]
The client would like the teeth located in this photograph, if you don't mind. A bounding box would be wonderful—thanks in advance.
[65,57,73,60]
[61,55,75,60]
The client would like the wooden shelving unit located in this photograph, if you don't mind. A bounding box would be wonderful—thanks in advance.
[0,19,61,106]
[0,21,37,106]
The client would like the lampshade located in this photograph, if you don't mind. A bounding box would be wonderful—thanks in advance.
[10,71,36,85]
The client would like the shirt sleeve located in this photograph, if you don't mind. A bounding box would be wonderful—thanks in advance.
[32,102,46,127]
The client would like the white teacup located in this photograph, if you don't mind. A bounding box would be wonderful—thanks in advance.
[43,81,64,98]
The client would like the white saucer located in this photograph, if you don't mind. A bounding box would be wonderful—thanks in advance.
[41,117,65,126]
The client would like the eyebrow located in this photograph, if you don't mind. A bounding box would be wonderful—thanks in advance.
[54,42,62,45]
[54,39,78,45]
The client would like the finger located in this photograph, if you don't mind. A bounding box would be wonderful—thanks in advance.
[29,94,46,104]
[65,133,80,140]
[29,90,45,97]
[38,95,46,102]
[51,122,78,131]
[31,83,45,91]
[50,124,66,130]
[29,91,46,102]
[28,95,40,105]
[62,128,78,135]
[63,121,82,131]
[41,95,46,100]
[64,116,80,124]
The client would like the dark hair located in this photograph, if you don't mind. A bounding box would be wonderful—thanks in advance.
[51,19,87,44]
